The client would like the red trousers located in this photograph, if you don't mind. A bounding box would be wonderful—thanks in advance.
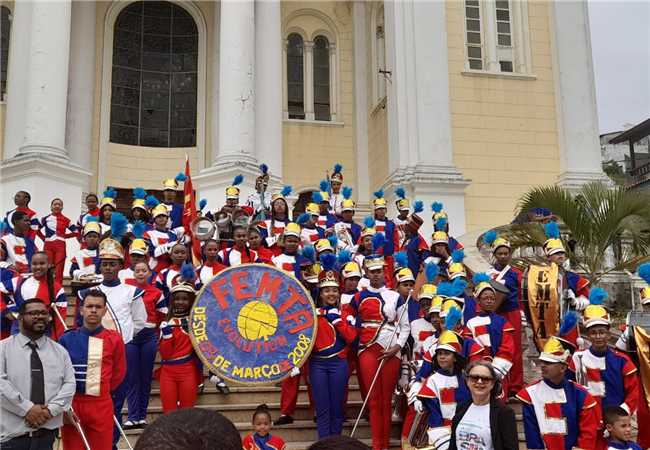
[638,388,650,448]
[280,362,313,416]
[61,395,114,450]
[401,405,416,439]
[44,240,66,284]
[499,308,523,394]
[358,343,401,450]
[159,362,199,413]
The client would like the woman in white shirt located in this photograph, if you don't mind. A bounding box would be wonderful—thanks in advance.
[449,360,518,450]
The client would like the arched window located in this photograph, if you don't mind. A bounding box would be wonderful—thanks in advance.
[1,6,11,101]
[313,35,330,121]
[286,33,305,120]
[110,1,198,148]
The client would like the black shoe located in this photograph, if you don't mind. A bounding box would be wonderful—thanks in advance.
[216,382,230,395]
[122,420,137,430]
[274,415,293,426]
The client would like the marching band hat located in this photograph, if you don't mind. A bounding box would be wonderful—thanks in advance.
[428,295,443,314]
[483,230,511,253]
[539,336,571,364]
[556,311,580,351]
[419,262,439,300]
[395,267,415,285]
[83,218,101,237]
[583,287,610,329]
[431,230,449,246]
[318,254,340,289]
[447,249,467,280]
[407,201,424,232]
[420,284,438,301]
[315,238,335,254]
[257,163,270,185]
[372,189,387,210]
[472,272,495,298]
[394,187,410,212]
[163,172,186,191]
[342,261,362,279]
[99,212,128,260]
[330,163,343,183]
[171,281,196,295]
[283,222,301,238]
[272,185,292,204]
[340,186,355,213]
[306,202,320,216]
[431,202,448,222]
[317,180,331,202]
[132,187,147,211]
[638,262,650,305]
[130,221,148,256]
[361,217,376,239]
[439,299,459,319]
[436,330,463,355]
[543,222,566,256]
[151,204,169,219]
[226,175,244,200]
[100,187,117,210]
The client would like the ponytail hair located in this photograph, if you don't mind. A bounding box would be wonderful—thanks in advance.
[252,403,272,424]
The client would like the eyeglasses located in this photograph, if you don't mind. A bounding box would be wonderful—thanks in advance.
[467,374,494,384]
[23,311,50,317]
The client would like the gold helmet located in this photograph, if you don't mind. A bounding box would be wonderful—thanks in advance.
[99,238,124,260]
[372,189,387,210]
[436,330,463,354]
[283,222,301,238]
[583,288,610,329]
[226,175,244,200]
[539,336,570,364]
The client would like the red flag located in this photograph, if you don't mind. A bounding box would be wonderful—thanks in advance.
[182,156,202,265]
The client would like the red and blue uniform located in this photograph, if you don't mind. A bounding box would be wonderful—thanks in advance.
[197,260,227,287]
[316,213,337,230]
[157,317,202,412]
[300,225,324,246]
[258,219,289,256]
[1,273,67,339]
[416,335,484,382]
[218,246,260,267]
[39,212,76,283]
[69,247,101,280]
[398,233,430,276]
[488,263,524,394]
[272,252,308,281]
[0,233,39,274]
[3,207,39,240]
[144,228,184,273]
[336,219,361,246]
[163,202,183,229]
[242,433,286,450]
[125,281,164,424]
[309,305,357,438]
[59,326,127,450]
[517,378,600,450]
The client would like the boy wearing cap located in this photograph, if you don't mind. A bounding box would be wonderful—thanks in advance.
[0,211,40,274]
[570,288,639,450]
[144,204,186,273]
[328,163,344,214]
[70,221,102,282]
[161,176,184,229]
[517,336,599,450]
[313,184,337,231]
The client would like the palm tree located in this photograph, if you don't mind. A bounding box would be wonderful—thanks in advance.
[487,182,650,283]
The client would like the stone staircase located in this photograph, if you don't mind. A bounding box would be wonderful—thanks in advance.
[63,280,528,449]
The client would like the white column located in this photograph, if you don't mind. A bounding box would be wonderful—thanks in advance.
[384,0,468,235]
[282,39,289,120]
[209,1,220,167]
[65,1,96,172]
[550,0,607,189]
[328,42,338,122]
[255,0,283,179]
[482,0,499,72]
[304,41,315,121]
[353,1,370,205]
[19,0,72,159]
[217,0,256,164]
[3,1,32,160]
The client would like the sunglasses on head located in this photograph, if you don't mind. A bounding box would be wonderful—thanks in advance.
[467,374,494,384]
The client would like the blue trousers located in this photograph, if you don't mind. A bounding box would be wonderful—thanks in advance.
[309,356,349,439]
[112,342,137,449]
[126,328,158,422]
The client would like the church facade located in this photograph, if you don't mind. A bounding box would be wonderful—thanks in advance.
[0,0,606,235]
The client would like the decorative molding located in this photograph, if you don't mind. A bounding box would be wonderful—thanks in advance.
[460,70,537,80]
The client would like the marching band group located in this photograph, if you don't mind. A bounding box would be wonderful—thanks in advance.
[2,161,650,450]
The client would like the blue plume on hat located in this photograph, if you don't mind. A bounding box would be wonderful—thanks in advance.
[0,222,6,234]
[483,230,497,246]
[472,272,491,285]
[180,262,195,282]
[373,189,384,199]
[342,186,353,200]
[333,163,343,174]
[232,174,244,186]
[437,281,452,297]
[175,172,187,183]
[451,249,465,263]
[394,187,406,199]
[301,245,316,263]
[394,251,408,269]
[199,199,207,211]
[431,202,444,213]
[312,191,324,204]
[103,187,117,199]
[413,200,424,214]
[320,253,337,271]
[319,180,330,192]
[451,278,468,297]
[363,216,376,229]
[559,310,579,337]
[338,249,352,265]
[435,217,447,231]
[110,212,128,240]
[296,213,311,226]
[145,195,160,209]
[327,234,338,249]
[280,185,292,197]
[132,220,146,239]
[638,262,650,284]
[589,287,608,305]
[259,163,268,174]
[371,232,385,252]
[544,221,560,239]
[425,262,439,283]
[133,187,147,200]
[444,307,463,330]
[86,216,99,223]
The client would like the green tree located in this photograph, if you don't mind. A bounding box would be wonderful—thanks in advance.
[491,182,650,283]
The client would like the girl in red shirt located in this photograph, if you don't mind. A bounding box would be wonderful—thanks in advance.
[39,198,76,283]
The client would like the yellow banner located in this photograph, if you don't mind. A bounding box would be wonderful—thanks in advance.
[632,326,650,411]
[526,264,559,351]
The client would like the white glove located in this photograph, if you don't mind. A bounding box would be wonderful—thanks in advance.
[266,236,278,247]
[289,366,301,377]
[346,315,356,326]
[413,399,424,413]
[407,381,422,405]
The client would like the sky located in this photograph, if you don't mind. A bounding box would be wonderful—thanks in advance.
[589,0,650,134]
